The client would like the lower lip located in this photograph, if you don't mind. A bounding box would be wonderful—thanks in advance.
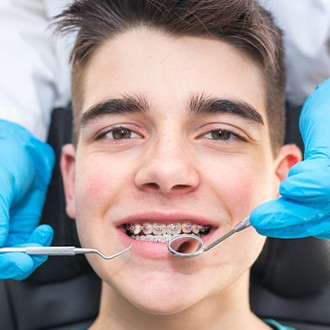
[118,229,174,258]
[117,227,216,259]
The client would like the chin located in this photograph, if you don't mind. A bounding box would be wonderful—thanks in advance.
[123,288,202,316]
[100,268,207,315]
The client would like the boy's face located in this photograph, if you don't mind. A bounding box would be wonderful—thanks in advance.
[61,28,299,314]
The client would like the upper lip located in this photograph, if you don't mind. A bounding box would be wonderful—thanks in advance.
[115,211,219,228]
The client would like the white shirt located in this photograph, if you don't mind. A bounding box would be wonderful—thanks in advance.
[264,0,330,105]
[0,0,72,141]
[0,0,329,140]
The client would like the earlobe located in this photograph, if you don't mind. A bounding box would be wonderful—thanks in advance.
[274,144,302,182]
[60,144,77,219]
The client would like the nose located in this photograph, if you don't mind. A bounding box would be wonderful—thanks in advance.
[135,137,200,196]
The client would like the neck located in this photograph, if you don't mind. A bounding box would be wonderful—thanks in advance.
[89,274,270,330]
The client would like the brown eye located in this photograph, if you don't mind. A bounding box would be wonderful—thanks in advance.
[111,128,133,139]
[102,126,142,140]
[200,128,247,143]
[210,130,232,140]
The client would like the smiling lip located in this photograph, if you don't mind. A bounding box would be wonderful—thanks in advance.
[115,211,218,258]
[115,211,218,227]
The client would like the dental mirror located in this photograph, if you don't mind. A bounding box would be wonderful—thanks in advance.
[168,217,251,258]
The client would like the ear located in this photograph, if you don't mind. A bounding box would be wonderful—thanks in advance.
[273,144,302,189]
[60,144,76,219]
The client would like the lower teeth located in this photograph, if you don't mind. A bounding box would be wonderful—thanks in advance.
[134,234,173,243]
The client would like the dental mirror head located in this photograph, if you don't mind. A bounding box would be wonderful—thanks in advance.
[168,234,205,257]
[168,217,251,258]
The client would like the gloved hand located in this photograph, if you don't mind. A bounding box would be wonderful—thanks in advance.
[250,78,330,239]
[0,120,55,280]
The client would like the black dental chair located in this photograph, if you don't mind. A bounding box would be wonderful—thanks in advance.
[1,104,330,330]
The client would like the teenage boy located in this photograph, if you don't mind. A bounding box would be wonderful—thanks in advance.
[58,0,301,329]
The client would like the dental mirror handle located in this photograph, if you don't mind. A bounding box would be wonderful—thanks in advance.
[203,217,251,252]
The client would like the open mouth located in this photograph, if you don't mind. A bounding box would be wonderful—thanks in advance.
[124,222,212,243]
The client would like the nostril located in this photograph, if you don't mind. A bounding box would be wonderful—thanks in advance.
[172,184,192,190]
[138,182,195,194]
[141,182,159,191]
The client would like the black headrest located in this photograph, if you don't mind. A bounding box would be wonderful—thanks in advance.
[251,237,330,297]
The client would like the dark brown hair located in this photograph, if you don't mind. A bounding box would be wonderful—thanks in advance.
[55,0,286,151]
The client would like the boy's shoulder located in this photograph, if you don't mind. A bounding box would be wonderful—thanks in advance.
[264,319,296,330]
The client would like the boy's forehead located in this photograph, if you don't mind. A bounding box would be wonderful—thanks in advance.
[80,28,267,123]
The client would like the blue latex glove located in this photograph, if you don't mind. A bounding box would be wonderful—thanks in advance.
[0,120,55,280]
[250,78,330,239]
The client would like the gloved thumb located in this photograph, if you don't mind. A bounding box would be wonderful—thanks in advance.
[1,225,54,281]
[23,224,54,278]
[300,78,330,160]
[27,224,54,246]
[279,159,330,203]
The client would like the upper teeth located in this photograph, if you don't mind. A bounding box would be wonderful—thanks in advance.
[125,222,210,236]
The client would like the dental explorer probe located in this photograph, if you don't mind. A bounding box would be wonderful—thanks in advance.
[0,243,132,260]
[168,217,251,258]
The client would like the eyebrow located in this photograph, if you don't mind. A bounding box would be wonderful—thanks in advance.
[80,94,149,127]
[188,93,264,125]
[80,92,264,127]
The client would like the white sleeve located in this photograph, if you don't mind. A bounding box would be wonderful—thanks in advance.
[266,0,330,105]
[0,0,72,141]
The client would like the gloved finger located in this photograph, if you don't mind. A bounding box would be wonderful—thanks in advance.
[0,148,47,246]
[315,230,330,239]
[250,197,330,238]
[0,165,18,246]
[0,195,10,246]
[279,159,330,202]
[26,224,54,246]
[19,224,54,280]
[0,225,54,281]
[5,187,52,246]
[300,78,330,160]
[0,120,55,247]
[0,253,36,280]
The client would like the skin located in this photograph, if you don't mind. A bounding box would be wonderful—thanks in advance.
[61,27,301,329]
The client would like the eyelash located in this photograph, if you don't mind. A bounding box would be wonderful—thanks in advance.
[200,129,248,143]
[97,126,142,141]
[96,126,247,144]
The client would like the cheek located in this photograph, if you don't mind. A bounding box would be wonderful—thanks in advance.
[206,156,276,218]
[229,227,266,262]
[73,156,125,242]
[75,154,128,208]
[75,166,106,214]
